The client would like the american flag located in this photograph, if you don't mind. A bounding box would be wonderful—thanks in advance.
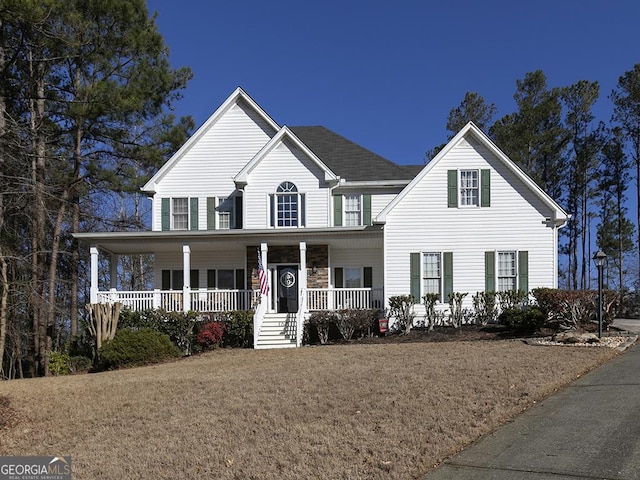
[257,248,269,296]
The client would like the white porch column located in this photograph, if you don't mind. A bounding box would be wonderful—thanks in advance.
[90,246,99,304]
[109,254,118,291]
[183,245,191,312]
[299,242,307,292]
[261,242,269,311]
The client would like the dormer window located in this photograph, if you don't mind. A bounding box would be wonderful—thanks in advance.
[271,181,305,228]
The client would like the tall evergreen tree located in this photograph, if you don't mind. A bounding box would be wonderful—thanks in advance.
[561,80,602,289]
[0,0,193,376]
[596,128,635,295]
[426,91,496,160]
[611,64,640,288]
[490,70,568,202]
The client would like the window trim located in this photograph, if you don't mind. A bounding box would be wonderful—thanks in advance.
[343,194,362,227]
[272,181,305,228]
[421,252,442,299]
[497,250,517,292]
[172,197,189,230]
[459,169,480,207]
[216,196,234,230]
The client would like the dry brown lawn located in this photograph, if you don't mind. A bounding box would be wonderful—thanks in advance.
[0,341,621,479]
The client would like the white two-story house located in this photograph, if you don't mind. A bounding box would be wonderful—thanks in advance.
[74,87,567,348]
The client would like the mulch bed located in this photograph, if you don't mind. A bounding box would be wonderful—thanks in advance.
[342,324,526,345]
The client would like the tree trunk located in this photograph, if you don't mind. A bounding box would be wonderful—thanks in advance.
[86,302,122,354]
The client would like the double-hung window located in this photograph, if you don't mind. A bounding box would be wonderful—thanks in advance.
[410,252,453,302]
[422,253,441,297]
[172,198,189,230]
[460,170,479,206]
[497,251,517,291]
[448,169,490,208]
[217,197,233,230]
[344,195,361,226]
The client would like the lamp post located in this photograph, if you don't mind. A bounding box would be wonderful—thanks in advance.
[592,250,607,338]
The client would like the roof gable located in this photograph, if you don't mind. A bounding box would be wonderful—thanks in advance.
[376,122,568,223]
[142,87,280,193]
[234,126,338,187]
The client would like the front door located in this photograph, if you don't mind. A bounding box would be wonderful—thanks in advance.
[277,265,298,313]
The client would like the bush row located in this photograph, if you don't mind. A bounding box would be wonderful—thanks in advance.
[307,309,379,344]
[393,288,619,334]
[118,308,254,356]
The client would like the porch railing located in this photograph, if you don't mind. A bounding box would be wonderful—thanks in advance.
[97,288,384,313]
[306,288,384,311]
[97,289,258,313]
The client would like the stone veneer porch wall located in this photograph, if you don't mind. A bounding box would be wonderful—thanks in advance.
[246,245,328,291]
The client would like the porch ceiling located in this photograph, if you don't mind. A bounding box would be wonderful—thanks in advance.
[73,226,383,255]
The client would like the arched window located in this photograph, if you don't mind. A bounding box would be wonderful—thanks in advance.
[276,181,299,227]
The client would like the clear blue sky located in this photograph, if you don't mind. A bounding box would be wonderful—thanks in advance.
[146,0,640,166]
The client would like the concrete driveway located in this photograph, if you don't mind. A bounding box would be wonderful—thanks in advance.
[424,339,640,479]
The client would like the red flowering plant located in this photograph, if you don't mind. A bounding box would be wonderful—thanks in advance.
[196,321,226,350]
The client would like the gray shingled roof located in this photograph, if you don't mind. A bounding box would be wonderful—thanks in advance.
[289,126,417,182]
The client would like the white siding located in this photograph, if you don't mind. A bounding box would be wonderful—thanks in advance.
[371,192,399,219]
[244,140,331,228]
[151,100,276,230]
[330,247,383,288]
[155,249,246,289]
[384,136,559,309]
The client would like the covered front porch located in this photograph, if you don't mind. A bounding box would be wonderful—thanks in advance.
[76,227,385,348]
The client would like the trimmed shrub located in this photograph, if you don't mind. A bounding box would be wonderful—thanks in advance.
[98,329,181,370]
[497,290,529,311]
[335,309,378,340]
[531,289,599,329]
[472,291,497,326]
[447,292,468,328]
[309,311,335,344]
[420,293,440,330]
[222,311,254,348]
[196,322,226,350]
[499,307,546,334]
[388,295,416,333]
[118,308,200,356]
[47,351,71,376]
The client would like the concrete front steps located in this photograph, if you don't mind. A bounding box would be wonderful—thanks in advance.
[255,313,298,349]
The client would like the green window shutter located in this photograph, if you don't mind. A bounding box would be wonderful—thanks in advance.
[443,252,453,303]
[481,169,491,207]
[334,195,343,226]
[234,195,243,229]
[447,170,458,208]
[410,253,420,300]
[161,270,171,290]
[207,197,216,230]
[363,267,373,288]
[190,269,199,290]
[207,269,216,289]
[334,267,344,288]
[300,193,306,227]
[235,269,244,290]
[485,251,495,292]
[518,251,529,293]
[190,197,199,230]
[363,194,372,226]
[161,198,170,231]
